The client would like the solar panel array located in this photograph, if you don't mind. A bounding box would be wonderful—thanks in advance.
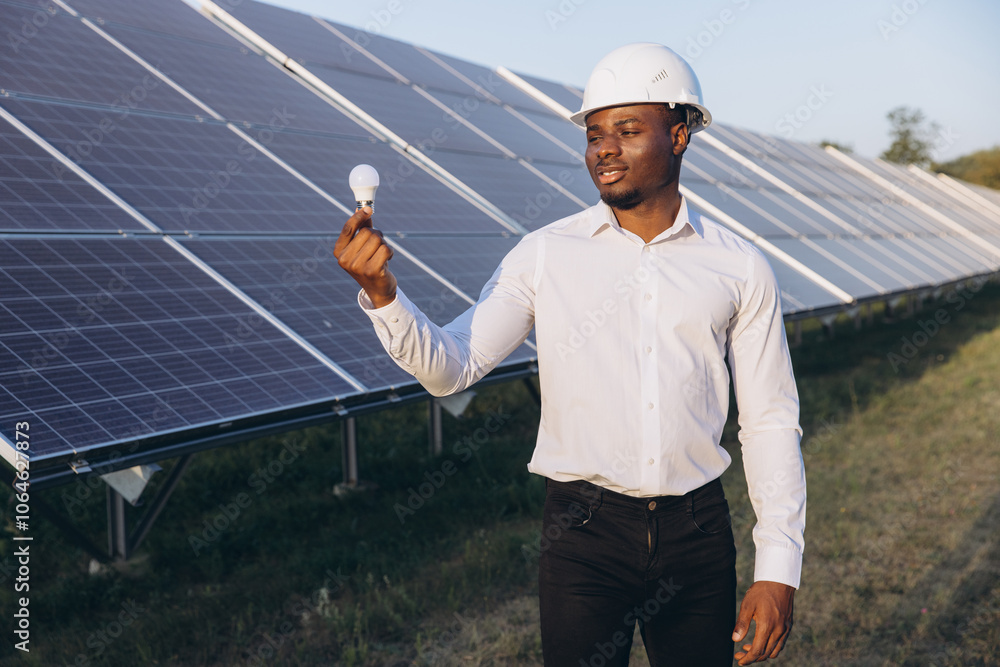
[1,0,996,479]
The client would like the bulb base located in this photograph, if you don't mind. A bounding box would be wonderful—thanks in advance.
[355,200,374,211]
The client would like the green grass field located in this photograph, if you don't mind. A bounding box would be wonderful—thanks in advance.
[2,282,999,666]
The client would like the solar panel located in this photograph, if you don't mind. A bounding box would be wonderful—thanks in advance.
[707,125,997,282]
[865,158,1000,238]
[62,0,237,46]
[210,0,591,229]
[303,64,512,157]
[0,236,355,466]
[428,149,587,230]
[510,71,585,115]
[222,0,391,78]
[0,108,146,232]
[390,235,520,298]
[1,97,347,235]
[255,129,510,234]
[412,88,579,165]
[180,236,485,391]
[0,1,198,115]
[87,23,375,138]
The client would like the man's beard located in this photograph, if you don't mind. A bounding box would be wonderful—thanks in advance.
[600,186,642,210]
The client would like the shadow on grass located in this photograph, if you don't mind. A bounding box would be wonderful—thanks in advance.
[864,491,1000,665]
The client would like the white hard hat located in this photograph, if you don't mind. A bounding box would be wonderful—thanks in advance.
[571,43,712,133]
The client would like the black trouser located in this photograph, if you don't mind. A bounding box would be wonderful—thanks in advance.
[538,477,737,667]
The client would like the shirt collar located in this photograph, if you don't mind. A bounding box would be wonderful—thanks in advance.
[588,196,704,242]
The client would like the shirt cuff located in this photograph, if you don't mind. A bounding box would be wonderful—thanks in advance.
[754,545,802,589]
[357,288,414,337]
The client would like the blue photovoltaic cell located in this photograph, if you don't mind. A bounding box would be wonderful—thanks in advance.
[0,237,354,463]
[712,124,999,247]
[866,159,1000,238]
[525,160,596,210]
[252,129,508,234]
[429,149,587,230]
[0,108,145,232]
[424,88,581,164]
[1,97,347,235]
[392,236,520,299]
[305,64,510,157]
[65,0,237,46]
[701,124,998,281]
[514,71,585,115]
[741,243,843,314]
[0,1,198,115]
[84,22,375,139]
[426,51,557,115]
[316,19,478,95]
[224,0,391,78]
[182,237,481,392]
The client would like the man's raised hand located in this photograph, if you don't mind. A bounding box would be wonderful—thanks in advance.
[333,206,397,309]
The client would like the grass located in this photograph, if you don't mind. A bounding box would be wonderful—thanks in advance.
[2,282,999,666]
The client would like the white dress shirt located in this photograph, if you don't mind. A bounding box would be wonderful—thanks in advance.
[360,198,806,588]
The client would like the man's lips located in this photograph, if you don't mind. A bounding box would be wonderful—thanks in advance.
[595,164,627,185]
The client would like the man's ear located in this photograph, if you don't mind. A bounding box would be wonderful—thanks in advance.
[672,122,690,156]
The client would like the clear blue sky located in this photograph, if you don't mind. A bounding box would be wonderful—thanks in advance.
[261,0,999,162]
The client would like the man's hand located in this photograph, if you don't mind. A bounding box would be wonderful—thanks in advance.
[333,206,397,308]
[732,581,795,665]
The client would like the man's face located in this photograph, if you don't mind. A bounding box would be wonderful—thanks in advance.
[584,104,685,210]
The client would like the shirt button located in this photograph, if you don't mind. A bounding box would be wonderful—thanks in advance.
[645,346,652,354]
[647,402,654,410]
[389,317,399,323]
[644,293,652,301]
[647,458,655,466]
[647,500,657,510]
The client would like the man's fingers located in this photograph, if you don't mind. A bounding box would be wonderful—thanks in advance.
[768,624,792,659]
[732,603,752,641]
[338,227,393,282]
[333,207,373,258]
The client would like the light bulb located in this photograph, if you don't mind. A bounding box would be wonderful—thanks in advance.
[349,164,379,211]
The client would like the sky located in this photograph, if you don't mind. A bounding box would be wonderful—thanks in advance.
[258,0,1000,163]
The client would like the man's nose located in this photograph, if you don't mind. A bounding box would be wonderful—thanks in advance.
[596,137,620,159]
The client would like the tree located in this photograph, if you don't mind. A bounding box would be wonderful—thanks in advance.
[818,140,853,154]
[880,106,939,167]
[932,146,1000,190]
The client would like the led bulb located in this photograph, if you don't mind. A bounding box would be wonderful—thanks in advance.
[349,164,379,211]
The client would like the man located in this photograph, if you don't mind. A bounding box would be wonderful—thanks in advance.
[334,43,805,666]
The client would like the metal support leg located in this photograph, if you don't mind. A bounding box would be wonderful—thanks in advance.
[341,417,358,487]
[428,399,443,457]
[127,454,194,556]
[107,486,127,561]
